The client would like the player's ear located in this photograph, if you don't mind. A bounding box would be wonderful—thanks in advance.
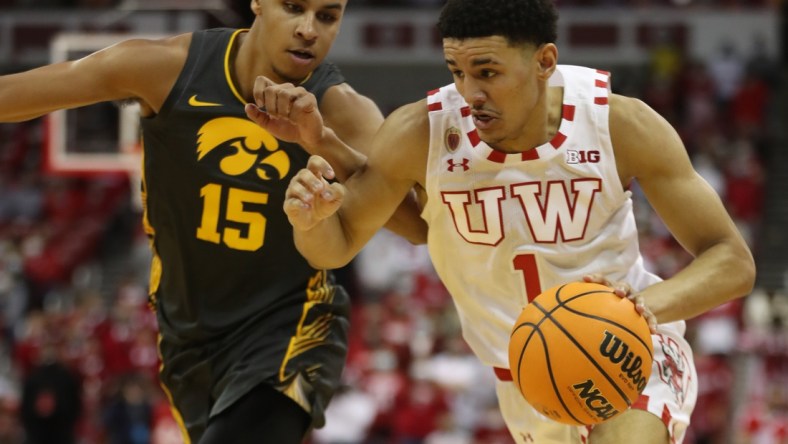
[535,43,558,80]
[250,0,262,16]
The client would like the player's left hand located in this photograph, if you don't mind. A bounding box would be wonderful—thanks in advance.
[245,76,325,149]
[284,155,345,231]
[583,274,658,334]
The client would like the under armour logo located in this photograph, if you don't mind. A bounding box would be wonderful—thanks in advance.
[520,432,534,442]
[447,158,470,172]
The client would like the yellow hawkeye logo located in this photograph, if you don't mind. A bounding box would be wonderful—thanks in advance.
[196,117,290,181]
[188,95,222,107]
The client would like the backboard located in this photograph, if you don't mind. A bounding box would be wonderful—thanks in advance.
[45,33,167,208]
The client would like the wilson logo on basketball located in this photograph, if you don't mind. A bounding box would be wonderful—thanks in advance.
[599,331,648,392]
[571,379,619,421]
[508,282,654,426]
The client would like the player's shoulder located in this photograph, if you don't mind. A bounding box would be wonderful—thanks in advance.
[102,32,192,70]
[377,100,429,157]
[609,93,659,138]
[608,92,684,180]
[609,93,647,114]
[103,33,193,114]
[322,82,368,106]
[373,99,429,183]
[110,32,191,51]
[321,82,382,123]
[385,99,430,135]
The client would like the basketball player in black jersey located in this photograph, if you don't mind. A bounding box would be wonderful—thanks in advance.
[0,0,426,442]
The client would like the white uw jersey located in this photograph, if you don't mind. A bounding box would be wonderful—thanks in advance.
[423,65,686,367]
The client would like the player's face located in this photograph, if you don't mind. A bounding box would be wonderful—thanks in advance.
[254,0,346,82]
[443,36,554,152]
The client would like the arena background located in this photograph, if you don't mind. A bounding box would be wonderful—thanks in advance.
[0,0,785,443]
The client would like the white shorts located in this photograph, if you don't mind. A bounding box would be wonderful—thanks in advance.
[495,326,698,444]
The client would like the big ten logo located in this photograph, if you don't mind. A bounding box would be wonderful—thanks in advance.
[566,150,600,164]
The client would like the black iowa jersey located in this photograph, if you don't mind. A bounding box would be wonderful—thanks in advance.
[142,29,351,437]
[140,28,345,342]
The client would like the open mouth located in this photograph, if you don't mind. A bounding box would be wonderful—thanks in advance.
[288,49,314,61]
[472,110,497,129]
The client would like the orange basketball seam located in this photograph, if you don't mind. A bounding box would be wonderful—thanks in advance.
[556,291,654,361]
[559,308,654,361]
[509,282,653,425]
[532,295,633,408]
[552,285,607,305]
[553,287,655,360]
[512,324,586,425]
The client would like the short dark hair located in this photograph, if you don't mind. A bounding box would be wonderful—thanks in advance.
[437,0,558,47]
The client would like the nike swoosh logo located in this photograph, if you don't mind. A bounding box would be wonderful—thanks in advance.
[188,95,222,107]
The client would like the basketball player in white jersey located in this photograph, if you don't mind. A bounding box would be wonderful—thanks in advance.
[262,0,755,442]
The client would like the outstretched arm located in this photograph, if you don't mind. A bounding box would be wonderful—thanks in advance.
[0,35,189,121]
[610,94,756,323]
[283,101,429,269]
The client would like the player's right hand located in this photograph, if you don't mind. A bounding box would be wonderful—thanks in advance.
[245,76,325,150]
[284,155,346,231]
[583,274,658,334]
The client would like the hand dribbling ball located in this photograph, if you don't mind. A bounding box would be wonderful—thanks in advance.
[508,282,654,425]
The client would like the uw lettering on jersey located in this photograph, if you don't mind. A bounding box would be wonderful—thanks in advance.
[423,66,667,367]
[140,28,346,341]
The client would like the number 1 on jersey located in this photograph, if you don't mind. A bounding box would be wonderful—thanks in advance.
[513,253,542,302]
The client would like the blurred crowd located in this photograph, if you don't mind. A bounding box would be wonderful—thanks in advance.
[0,0,780,10]
[0,3,785,444]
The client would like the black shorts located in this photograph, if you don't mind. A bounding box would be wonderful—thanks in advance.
[200,382,311,444]
[157,282,350,442]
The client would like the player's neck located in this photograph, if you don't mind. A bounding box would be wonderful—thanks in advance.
[233,29,279,102]
[231,30,255,102]
[545,86,565,141]
[498,86,564,154]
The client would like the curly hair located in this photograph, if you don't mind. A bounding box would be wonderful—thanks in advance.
[437,0,558,46]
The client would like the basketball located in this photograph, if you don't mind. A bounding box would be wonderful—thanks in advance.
[508,282,654,426]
